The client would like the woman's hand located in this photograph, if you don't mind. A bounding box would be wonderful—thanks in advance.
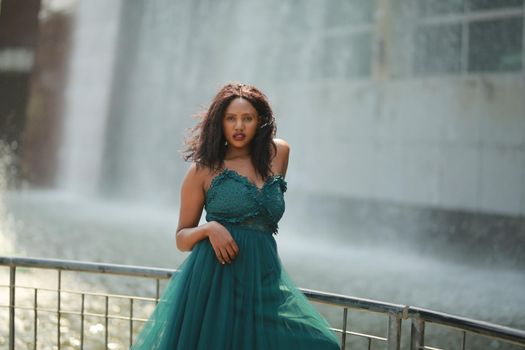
[206,221,239,265]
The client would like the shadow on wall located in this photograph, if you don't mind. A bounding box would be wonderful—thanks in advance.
[285,191,525,270]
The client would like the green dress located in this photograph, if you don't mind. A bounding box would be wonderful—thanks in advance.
[131,168,340,349]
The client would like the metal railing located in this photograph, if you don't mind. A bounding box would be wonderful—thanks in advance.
[1,256,524,349]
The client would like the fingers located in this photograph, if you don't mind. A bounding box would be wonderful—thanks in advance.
[231,240,239,255]
[219,247,231,264]
[221,244,238,264]
[212,247,225,265]
[224,245,237,263]
[216,243,239,265]
[208,225,240,265]
[213,247,230,265]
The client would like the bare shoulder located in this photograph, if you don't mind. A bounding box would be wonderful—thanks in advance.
[272,138,290,176]
[186,162,205,178]
[273,138,290,154]
[183,162,209,191]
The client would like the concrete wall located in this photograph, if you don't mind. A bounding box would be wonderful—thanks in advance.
[275,76,525,216]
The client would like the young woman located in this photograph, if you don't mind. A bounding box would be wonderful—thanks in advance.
[131,83,340,349]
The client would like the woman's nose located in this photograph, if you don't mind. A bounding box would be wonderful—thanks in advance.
[234,119,244,130]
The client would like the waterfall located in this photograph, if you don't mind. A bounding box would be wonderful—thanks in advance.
[57,0,123,196]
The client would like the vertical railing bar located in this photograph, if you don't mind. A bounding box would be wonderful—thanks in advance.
[461,330,466,350]
[57,269,62,350]
[341,307,348,350]
[368,337,372,350]
[80,293,85,350]
[9,266,15,350]
[387,313,401,350]
[129,298,134,346]
[410,317,425,350]
[33,288,38,350]
[155,279,160,305]
[105,295,109,348]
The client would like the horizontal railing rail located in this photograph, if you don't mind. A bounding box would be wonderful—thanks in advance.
[1,256,524,350]
[408,306,525,349]
[0,255,175,278]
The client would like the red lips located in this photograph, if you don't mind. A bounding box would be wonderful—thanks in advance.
[233,133,245,140]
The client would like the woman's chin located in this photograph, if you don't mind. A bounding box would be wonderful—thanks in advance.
[228,138,253,148]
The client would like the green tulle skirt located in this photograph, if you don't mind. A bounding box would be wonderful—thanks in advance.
[131,224,340,349]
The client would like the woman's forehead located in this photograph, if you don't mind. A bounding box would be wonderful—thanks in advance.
[225,98,257,114]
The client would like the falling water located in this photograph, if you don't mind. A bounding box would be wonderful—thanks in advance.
[57,0,123,196]
[0,141,15,255]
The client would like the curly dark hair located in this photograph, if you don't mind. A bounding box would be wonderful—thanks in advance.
[182,82,277,179]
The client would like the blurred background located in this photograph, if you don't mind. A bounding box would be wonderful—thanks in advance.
[0,0,524,348]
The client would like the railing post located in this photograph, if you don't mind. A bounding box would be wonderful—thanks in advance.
[387,312,401,350]
[155,279,160,304]
[460,330,466,350]
[33,288,38,350]
[57,269,62,349]
[105,295,109,348]
[341,307,348,350]
[410,317,425,350]
[130,298,134,347]
[9,265,16,350]
[81,293,85,349]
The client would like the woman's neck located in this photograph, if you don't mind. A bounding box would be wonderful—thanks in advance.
[224,145,251,160]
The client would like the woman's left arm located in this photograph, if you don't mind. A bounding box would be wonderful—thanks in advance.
[274,138,290,177]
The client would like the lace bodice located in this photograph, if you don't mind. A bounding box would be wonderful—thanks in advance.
[204,168,287,234]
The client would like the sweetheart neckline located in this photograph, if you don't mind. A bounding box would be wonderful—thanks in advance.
[207,168,286,195]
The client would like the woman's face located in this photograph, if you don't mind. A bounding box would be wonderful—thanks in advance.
[222,97,259,149]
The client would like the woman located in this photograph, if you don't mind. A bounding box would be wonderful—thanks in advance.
[131,83,340,349]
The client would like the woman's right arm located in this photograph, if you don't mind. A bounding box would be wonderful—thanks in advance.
[175,163,208,251]
[175,163,239,264]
